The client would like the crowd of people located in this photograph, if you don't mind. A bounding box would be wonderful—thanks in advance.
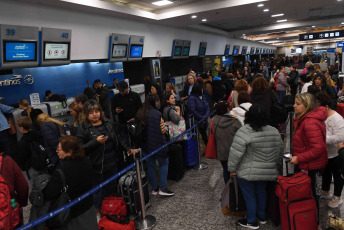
[0,55,343,229]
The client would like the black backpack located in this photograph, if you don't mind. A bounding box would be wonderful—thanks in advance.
[49,94,67,108]
[30,109,43,131]
[30,141,51,171]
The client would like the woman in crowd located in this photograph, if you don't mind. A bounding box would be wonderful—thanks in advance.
[188,84,210,145]
[308,72,337,110]
[314,64,322,73]
[250,76,274,118]
[228,104,283,229]
[77,99,134,210]
[37,113,65,166]
[290,93,328,226]
[68,102,80,136]
[137,94,174,196]
[302,61,312,75]
[287,65,299,100]
[230,91,252,125]
[316,92,344,208]
[300,74,312,93]
[151,83,164,109]
[162,93,181,124]
[212,101,241,184]
[165,82,180,102]
[181,74,196,101]
[230,79,248,108]
[324,72,335,87]
[276,66,289,103]
[43,136,97,230]
[19,99,32,117]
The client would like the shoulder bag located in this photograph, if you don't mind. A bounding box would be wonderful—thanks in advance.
[205,117,220,159]
[164,108,187,142]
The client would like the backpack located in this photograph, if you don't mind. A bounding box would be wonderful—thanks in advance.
[30,141,50,171]
[49,94,67,108]
[30,108,43,131]
[0,155,12,229]
[127,118,144,148]
[101,195,129,224]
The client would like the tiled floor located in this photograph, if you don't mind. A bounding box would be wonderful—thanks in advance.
[23,156,343,229]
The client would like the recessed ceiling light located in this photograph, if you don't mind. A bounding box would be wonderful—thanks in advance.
[258,4,264,7]
[277,38,279,39]
[191,15,197,19]
[341,22,344,25]
[277,19,287,23]
[312,26,316,28]
[152,0,173,6]
[243,34,246,36]
[263,9,269,12]
[202,19,207,22]
[271,13,284,17]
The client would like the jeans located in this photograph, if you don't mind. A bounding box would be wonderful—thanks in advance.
[322,156,343,197]
[146,156,169,190]
[220,160,230,184]
[237,177,267,224]
[277,90,286,103]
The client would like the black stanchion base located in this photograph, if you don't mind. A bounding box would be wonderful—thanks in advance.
[134,215,156,230]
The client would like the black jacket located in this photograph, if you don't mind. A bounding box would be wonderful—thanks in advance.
[43,157,95,219]
[77,119,130,174]
[96,86,111,118]
[112,91,142,123]
[308,84,337,110]
[40,122,61,165]
[14,130,44,171]
[287,70,299,95]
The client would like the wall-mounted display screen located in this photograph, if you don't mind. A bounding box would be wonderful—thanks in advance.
[224,47,230,55]
[250,47,255,54]
[242,46,248,55]
[130,45,143,58]
[256,48,260,54]
[232,45,240,55]
[112,44,127,58]
[200,47,206,56]
[4,41,37,62]
[296,48,302,54]
[44,42,70,60]
[174,46,182,56]
[183,47,190,56]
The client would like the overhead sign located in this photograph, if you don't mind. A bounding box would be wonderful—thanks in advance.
[337,41,344,47]
[299,30,344,41]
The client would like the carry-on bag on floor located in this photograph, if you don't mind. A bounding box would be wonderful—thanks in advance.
[167,143,184,181]
[118,171,150,216]
[183,135,198,167]
[98,216,135,230]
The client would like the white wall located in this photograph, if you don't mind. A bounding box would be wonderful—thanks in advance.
[0,0,275,60]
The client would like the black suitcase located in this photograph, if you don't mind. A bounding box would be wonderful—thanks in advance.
[167,143,184,181]
[118,171,150,216]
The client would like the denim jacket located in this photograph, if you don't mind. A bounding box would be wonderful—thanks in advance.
[0,104,14,132]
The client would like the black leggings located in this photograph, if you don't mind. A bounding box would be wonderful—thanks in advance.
[322,156,344,197]
[308,170,320,224]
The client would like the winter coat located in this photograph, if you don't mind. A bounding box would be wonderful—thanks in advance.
[250,90,273,115]
[212,114,241,161]
[163,105,181,124]
[212,80,226,102]
[40,122,61,165]
[187,94,210,128]
[43,157,95,219]
[77,119,130,174]
[292,106,328,171]
[276,72,289,91]
[287,70,299,95]
[230,102,252,125]
[228,124,283,181]
[143,108,167,158]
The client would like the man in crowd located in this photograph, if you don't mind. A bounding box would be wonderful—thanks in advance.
[93,79,111,118]
[73,94,89,112]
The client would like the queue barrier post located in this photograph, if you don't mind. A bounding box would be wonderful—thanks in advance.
[134,149,156,230]
[194,125,208,170]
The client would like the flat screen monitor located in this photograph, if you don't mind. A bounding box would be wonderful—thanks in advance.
[3,41,37,62]
[174,46,182,56]
[256,48,260,54]
[44,42,70,60]
[232,45,240,55]
[130,45,143,58]
[200,47,206,56]
[250,47,255,54]
[242,46,248,55]
[182,47,190,56]
[296,48,302,54]
[224,47,230,55]
[112,44,127,58]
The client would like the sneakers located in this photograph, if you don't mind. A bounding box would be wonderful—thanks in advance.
[237,218,259,229]
[151,189,159,196]
[159,188,174,196]
[257,216,267,225]
[96,210,101,223]
[321,190,333,200]
[328,196,343,208]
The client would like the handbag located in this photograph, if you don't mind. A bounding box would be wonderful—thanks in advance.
[46,169,71,228]
[329,213,344,230]
[164,108,187,142]
[205,118,217,159]
[7,118,16,135]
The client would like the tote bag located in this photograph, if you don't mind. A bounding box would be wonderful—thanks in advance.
[205,118,216,159]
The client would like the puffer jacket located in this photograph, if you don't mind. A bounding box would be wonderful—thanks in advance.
[188,94,210,128]
[212,114,241,161]
[77,118,129,174]
[228,124,283,181]
[40,122,61,165]
[230,102,252,125]
[292,106,328,171]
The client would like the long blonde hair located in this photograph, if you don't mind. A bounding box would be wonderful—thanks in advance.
[36,113,64,126]
[294,93,317,131]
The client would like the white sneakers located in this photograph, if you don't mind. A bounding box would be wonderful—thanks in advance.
[328,196,343,208]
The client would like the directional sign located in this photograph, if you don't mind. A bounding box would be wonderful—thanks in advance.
[299,30,344,41]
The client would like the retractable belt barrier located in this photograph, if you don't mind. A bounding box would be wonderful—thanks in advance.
[18,111,215,230]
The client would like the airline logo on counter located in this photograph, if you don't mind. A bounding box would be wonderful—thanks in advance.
[108,68,124,74]
[0,75,34,87]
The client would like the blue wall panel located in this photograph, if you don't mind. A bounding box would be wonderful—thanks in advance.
[0,62,124,105]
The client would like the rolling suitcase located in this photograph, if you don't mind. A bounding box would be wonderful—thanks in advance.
[167,143,184,181]
[183,115,199,167]
[118,171,150,216]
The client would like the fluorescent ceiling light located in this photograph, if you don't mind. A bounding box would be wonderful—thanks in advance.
[202,19,207,22]
[191,15,197,18]
[243,34,246,36]
[152,0,173,6]
[341,22,344,25]
[312,26,316,28]
[258,4,264,7]
[277,19,287,23]
[271,13,284,17]
[277,38,279,39]
[263,9,269,12]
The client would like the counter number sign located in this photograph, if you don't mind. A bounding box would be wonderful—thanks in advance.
[61,33,69,39]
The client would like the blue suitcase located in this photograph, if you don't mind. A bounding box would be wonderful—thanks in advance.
[184,135,198,167]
